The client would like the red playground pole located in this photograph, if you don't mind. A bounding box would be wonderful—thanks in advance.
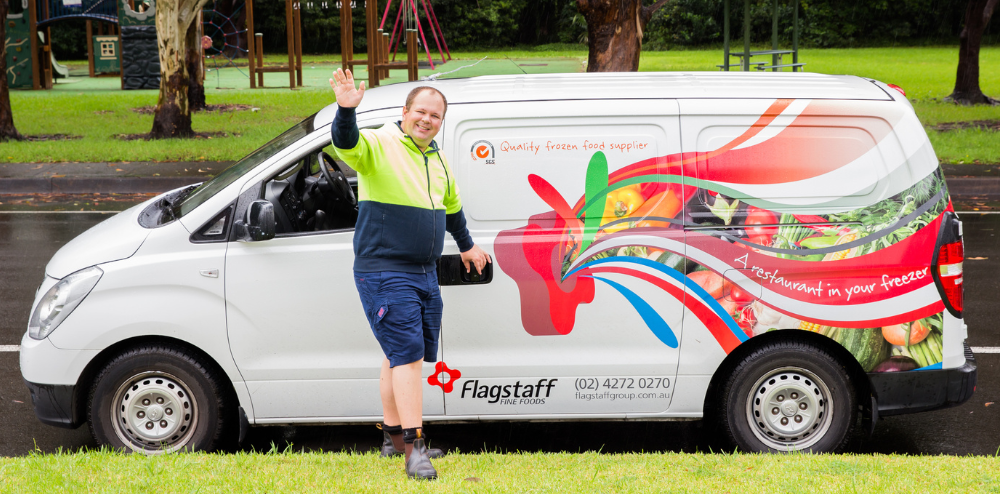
[409,0,435,69]
[379,0,392,29]
[389,0,404,60]
[383,0,450,67]
[424,0,451,60]
[419,0,446,64]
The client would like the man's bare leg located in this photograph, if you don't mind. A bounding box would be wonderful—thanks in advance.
[392,359,424,429]
[392,358,435,478]
[380,358,401,426]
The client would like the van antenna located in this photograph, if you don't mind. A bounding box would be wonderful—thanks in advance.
[505,55,528,75]
[422,56,489,81]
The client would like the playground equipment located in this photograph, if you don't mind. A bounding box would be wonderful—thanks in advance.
[7,0,121,89]
[720,0,804,72]
[117,0,159,90]
[5,0,33,89]
[339,0,426,88]
[201,0,249,87]
[87,15,120,76]
[380,0,449,68]
[244,0,302,89]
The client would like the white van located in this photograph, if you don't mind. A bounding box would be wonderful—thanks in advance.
[21,72,975,454]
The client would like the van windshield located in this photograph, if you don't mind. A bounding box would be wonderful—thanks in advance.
[172,113,317,218]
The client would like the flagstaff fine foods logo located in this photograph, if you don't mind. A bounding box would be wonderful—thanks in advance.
[428,362,557,405]
[470,140,495,164]
[461,379,557,405]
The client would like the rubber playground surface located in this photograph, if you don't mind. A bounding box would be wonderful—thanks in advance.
[47,56,585,93]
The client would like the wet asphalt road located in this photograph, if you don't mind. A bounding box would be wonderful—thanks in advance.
[1,208,999,457]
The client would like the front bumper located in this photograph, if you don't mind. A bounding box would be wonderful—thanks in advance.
[869,342,977,416]
[24,380,83,429]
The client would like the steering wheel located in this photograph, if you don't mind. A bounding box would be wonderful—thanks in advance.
[318,151,357,208]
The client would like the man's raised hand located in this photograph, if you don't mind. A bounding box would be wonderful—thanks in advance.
[329,68,365,108]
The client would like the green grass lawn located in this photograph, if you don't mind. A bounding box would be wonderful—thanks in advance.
[3,46,999,164]
[2,449,999,493]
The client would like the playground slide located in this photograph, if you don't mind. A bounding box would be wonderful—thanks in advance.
[51,52,69,79]
[36,32,70,80]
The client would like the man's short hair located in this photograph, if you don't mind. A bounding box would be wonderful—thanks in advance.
[405,86,447,115]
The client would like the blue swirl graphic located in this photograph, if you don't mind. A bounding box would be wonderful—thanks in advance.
[568,256,749,344]
[584,275,679,348]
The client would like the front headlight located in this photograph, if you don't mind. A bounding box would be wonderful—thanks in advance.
[28,266,103,340]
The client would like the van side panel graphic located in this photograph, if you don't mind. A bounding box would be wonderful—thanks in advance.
[494,99,949,373]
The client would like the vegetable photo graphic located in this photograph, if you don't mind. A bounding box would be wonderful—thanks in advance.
[494,98,952,371]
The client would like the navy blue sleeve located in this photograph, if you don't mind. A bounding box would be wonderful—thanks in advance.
[446,208,475,252]
[331,106,359,149]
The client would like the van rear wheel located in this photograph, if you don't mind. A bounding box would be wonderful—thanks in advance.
[87,345,231,454]
[717,340,856,453]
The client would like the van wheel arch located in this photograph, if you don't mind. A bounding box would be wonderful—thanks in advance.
[73,336,242,444]
[703,330,872,447]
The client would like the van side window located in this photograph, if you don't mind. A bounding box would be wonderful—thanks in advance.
[688,122,887,226]
[261,145,358,236]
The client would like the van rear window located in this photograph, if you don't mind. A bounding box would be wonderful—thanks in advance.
[693,123,884,204]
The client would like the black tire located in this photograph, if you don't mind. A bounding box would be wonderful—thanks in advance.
[87,345,232,454]
[716,340,856,453]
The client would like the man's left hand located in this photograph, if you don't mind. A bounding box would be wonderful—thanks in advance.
[461,245,492,274]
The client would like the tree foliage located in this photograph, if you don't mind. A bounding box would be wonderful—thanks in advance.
[43,0,997,60]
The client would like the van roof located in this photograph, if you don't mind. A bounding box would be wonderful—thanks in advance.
[316,72,894,126]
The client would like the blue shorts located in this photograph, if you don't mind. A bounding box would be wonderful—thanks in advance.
[354,270,443,367]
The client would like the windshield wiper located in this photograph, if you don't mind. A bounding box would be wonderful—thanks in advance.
[166,184,200,217]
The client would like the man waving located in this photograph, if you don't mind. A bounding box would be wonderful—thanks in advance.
[329,68,490,480]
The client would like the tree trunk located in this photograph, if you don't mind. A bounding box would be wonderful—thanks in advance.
[150,0,212,138]
[948,0,999,105]
[0,0,23,141]
[186,17,206,112]
[577,0,670,72]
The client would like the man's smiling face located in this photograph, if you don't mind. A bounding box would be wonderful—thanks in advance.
[401,90,446,150]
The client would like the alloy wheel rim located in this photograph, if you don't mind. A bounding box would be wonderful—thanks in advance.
[111,371,197,453]
[746,366,833,451]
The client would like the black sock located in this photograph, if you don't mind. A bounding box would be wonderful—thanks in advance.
[403,427,423,444]
[382,424,403,435]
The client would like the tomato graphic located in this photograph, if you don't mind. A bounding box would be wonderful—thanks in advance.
[736,305,757,338]
[882,320,931,346]
[724,281,756,304]
[745,206,778,246]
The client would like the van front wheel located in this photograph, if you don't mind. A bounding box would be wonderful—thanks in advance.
[87,345,231,454]
[718,341,856,453]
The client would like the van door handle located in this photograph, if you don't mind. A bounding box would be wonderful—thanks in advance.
[200,269,219,278]
[437,255,492,286]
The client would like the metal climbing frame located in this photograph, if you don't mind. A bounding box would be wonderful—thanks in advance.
[202,0,250,86]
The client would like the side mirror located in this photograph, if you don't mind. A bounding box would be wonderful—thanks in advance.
[235,200,275,242]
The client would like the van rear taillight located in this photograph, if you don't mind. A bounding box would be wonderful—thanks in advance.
[887,83,906,96]
[933,212,963,317]
[937,241,963,313]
